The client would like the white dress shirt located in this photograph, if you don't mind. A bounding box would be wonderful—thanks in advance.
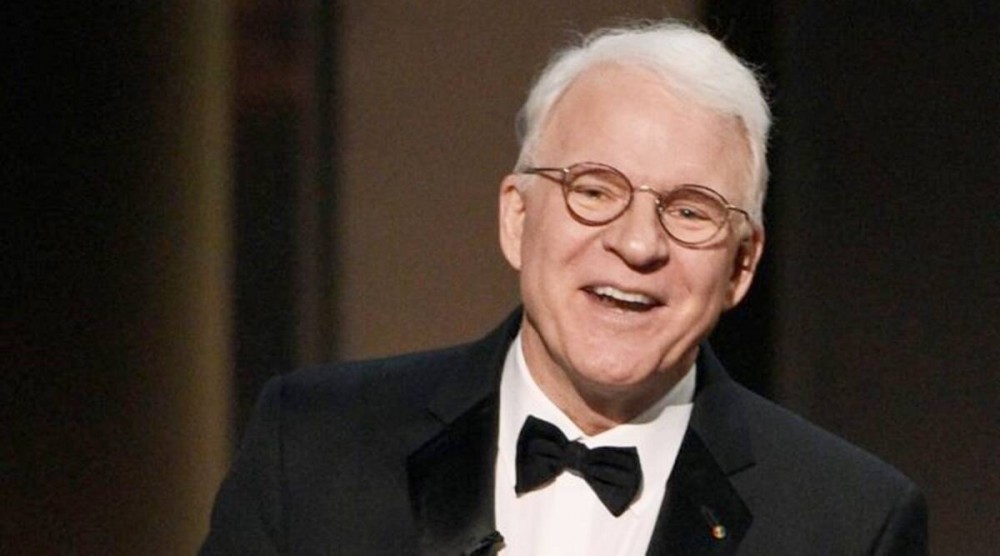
[495,333,696,556]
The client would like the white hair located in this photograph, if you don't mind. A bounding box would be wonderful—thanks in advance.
[515,20,771,223]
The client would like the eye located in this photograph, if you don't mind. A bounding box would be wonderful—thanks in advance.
[573,182,616,200]
[667,204,712,221]
[565,171,629,221]
[661,187,729,225]
[567,172,628,207]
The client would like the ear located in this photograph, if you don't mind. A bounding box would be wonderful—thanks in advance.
[724,223,765,309]
[498,174,526,271]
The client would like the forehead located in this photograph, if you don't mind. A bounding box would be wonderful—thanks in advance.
[534,64,752,200]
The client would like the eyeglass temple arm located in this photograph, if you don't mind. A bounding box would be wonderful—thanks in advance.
[522,167,570,185]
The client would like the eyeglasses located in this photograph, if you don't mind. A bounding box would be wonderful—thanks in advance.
[522,161,750,246]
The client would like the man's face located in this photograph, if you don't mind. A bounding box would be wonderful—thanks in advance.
[499,64,763,413]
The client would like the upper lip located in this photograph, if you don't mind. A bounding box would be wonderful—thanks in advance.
[583,284,665,306]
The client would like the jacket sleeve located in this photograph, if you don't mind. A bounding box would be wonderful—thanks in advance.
[870,481,928,556]
[200,376,286,555]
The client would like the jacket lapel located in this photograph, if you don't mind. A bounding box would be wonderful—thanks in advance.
[407,396,502,555]
[646,345,755,555]
[406,311,521,556]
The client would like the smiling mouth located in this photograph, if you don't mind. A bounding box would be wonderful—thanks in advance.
[584,285,662,312]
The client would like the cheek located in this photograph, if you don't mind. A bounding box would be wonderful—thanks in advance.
[672,251,736,301]
[520,230,569,295]
[517,211,560,294]
[520,202,589,269]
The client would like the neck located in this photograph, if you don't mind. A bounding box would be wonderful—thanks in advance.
[526,350,694,436]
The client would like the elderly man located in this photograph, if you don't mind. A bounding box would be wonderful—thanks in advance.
[202,21,927,555]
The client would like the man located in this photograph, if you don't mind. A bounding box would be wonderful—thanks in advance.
[202,21,927,555]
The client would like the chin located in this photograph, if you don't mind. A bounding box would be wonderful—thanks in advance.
[570,354,663,390]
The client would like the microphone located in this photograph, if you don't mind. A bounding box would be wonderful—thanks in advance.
[462,530,504,556]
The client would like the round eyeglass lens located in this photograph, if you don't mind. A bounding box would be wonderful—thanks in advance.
[564,167,631,223]
[660,187,729,244]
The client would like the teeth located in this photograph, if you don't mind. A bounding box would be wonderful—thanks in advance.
[591,286,656,306]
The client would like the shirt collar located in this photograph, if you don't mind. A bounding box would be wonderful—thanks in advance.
[498,331,696,515]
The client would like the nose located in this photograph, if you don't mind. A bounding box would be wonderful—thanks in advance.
[601,190,670,271]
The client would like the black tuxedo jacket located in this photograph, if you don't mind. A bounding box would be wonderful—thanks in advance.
[202,310,927,555]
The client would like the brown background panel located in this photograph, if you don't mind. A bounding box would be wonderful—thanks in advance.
[334,1,703,359]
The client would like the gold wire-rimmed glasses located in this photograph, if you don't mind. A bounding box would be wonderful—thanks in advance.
[521,161,750,246]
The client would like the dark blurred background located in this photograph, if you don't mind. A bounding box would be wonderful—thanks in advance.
[5,1,998,553]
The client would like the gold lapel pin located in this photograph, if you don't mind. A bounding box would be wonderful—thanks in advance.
[701,506,727,540]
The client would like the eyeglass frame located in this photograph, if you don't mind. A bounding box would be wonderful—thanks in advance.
[520,161,752,247]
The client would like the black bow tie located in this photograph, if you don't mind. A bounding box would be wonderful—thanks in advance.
[514,415,642,517]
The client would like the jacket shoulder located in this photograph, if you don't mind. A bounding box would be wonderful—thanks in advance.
[204,340,500,554]
[728,386,927,553]
[271,341,482,420]
[738,387,914,488]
